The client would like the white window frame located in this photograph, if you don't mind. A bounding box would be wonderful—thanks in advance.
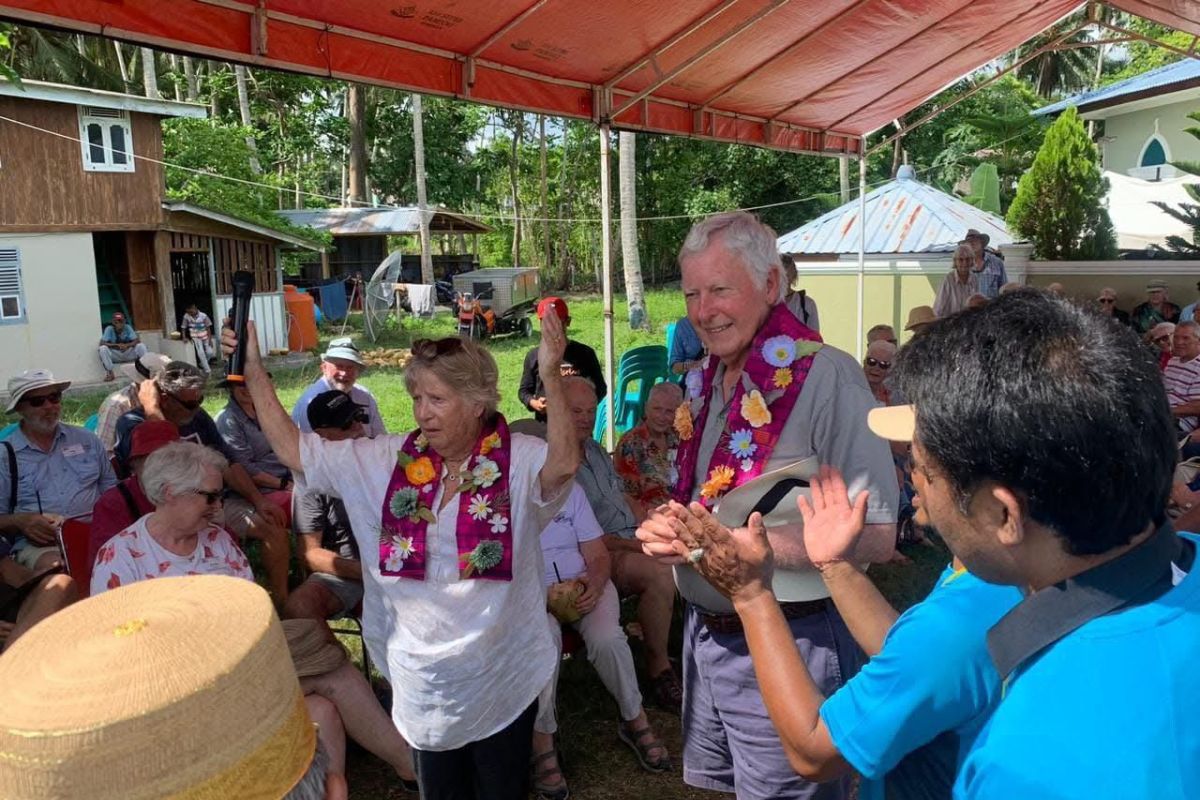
[0,248,27,325]
[78,106,135,173]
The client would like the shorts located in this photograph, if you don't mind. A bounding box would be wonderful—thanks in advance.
[304,572,364,617]
[10,537,61,570]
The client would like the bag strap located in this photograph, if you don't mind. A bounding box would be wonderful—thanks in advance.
[116,481,141,522]
[3,440,15,514]
[798,289,809,325]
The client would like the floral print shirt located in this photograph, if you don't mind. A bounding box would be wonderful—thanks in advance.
[614,422,679,508]
[91,515,252,595]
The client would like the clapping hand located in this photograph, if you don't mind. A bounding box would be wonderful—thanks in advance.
[797,466,869,570]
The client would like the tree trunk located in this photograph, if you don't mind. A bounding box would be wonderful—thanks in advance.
[168,55,182,101]
[347,83,369,205]
[508,113,525,267]
[539,116,551,272]
[412,93,435,285]
[113,41,130,88]
[141,47,161,99]
[234,65,262,174]
[618,131,648,329]
[839,156,850,204]
[209,63,221,117]
[183,56,199,101]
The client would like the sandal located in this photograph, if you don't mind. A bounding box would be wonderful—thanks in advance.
[530,749,570,800]
[649,669,683,714]
[617,721,672,773]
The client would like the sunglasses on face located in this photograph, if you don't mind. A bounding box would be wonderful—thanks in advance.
[166,392,204,411]
[1098,298,1115,304]
[190,489,223,505]
[22,391,62,408]
[864,357,892,370]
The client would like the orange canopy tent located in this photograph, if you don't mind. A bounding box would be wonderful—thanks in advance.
[4,0,1198,439]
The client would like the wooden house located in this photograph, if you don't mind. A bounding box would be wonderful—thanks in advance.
[0,79,319,384]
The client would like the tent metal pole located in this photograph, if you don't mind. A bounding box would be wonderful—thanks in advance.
[600,120,616,449]
[857,141,866,362]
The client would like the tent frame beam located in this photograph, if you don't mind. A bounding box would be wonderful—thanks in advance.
[603,0,743,93]
[609,0,791,121]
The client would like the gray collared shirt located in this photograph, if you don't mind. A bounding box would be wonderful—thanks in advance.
[575,438,638,539]
[1,423,117,518]
[216,400,289,481]
[678,345,898,610]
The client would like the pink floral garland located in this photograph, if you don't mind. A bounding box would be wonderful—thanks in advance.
[379,415,513,581]
[673,304,822,507]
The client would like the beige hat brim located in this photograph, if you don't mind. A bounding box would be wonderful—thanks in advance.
[868,405,915,442]
[714,456,818,529]
[6,380,71,414]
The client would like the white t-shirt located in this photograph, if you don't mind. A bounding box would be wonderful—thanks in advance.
[91,515,252,595]
[539,483,603,587]
[299,430,568,751]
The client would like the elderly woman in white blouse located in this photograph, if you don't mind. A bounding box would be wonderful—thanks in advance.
[224,311,579,800]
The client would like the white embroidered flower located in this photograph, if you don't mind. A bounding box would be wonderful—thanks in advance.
[468,493,492,520]
[489,513,509,534]
[473,458,501,488]
[384,551,407,572]
[740,458,755,472]
[393,535,416,557]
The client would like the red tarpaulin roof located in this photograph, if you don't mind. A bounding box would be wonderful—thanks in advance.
[3,1,1197,157]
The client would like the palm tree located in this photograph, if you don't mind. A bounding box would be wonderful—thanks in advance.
[412,93,435,284]
[1015,15,1097,99]
[618,131,648,329]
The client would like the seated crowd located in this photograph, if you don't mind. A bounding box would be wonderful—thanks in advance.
[1,215,1198,800]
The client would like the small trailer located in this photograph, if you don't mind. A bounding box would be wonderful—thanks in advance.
[452,267,539,339]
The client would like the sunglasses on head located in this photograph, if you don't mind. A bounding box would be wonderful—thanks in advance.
[22,391,62,408]
[864,357,892,370]
[412,337,465,360]
[190,489,223,505]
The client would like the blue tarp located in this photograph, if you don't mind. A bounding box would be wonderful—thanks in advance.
[314,278,349,321]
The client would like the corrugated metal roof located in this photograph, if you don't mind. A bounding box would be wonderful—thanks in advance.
[777,166,1012,255]
[0,78,208,119]
[1035,58,1200,117]
[278,207,492,236]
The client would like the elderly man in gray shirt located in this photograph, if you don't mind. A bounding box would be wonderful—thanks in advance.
[638,212,897,800]
[561,376,683,713]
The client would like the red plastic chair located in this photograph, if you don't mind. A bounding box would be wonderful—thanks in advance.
[57,519,93,598]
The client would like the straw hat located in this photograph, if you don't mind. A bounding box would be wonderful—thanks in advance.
[904,305,937,332]
[0,575,316,800]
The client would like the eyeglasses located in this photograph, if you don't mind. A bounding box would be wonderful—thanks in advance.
[166,392,204,411]
[22,391,62,408]
[189,489,223,505]
[864,357,892,370]
[1098,298,1116,304]
[412,338,465,360]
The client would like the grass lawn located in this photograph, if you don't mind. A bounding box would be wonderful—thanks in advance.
[58,289,947,799]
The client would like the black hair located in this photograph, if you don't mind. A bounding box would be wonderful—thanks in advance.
[893,289,1175,556]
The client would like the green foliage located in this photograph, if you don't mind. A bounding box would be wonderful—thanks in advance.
[162,118,327,248]
[963,163,1001,215]
[0,25,19,84]
[1006,108,1116,260]
[1106,19,1192,84]
[1015,12,1100,99]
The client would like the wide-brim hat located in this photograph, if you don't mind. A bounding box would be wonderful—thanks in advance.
[868,404,916,443]
[5,369,70,414]
[715,457,819,529]
[961,228,990,247]
[0,575,316,800]
[119,352,172,384]
[322,336,365,366]
[904,305,937,331]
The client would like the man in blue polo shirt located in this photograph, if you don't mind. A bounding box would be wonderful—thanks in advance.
[0,370,116,571]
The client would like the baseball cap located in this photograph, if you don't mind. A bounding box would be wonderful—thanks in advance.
[537,297,569,322]
[322,337,365,366]
[6,369,71,414]
[129,420,180,460]
[868,404,916,443]
[307,390,368,430]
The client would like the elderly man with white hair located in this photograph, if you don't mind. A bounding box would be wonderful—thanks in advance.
[614,381,685,518]
[862,340,898,406]
[638,211,897,799]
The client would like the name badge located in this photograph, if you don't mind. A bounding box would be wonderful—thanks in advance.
[61,444,86,457]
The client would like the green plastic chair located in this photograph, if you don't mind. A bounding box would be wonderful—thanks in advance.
[614,345,670,433]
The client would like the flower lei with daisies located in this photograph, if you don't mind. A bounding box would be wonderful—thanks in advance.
[673,304,822,507]
[379,415,513,581]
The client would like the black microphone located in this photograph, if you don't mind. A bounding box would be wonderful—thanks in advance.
[225,270,255,382]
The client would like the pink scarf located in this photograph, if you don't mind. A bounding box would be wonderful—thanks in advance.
[674,304,822,507]
[379,415,513,581]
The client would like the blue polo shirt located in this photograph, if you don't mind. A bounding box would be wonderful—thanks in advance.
[0,423,116,518]
[101,324,138,344]
[669,317,704,368]
[954,532,1200,799]
[820,565,1021,800]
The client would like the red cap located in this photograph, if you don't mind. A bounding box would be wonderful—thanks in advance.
[130,420,180,460]
[537,297,569,321]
